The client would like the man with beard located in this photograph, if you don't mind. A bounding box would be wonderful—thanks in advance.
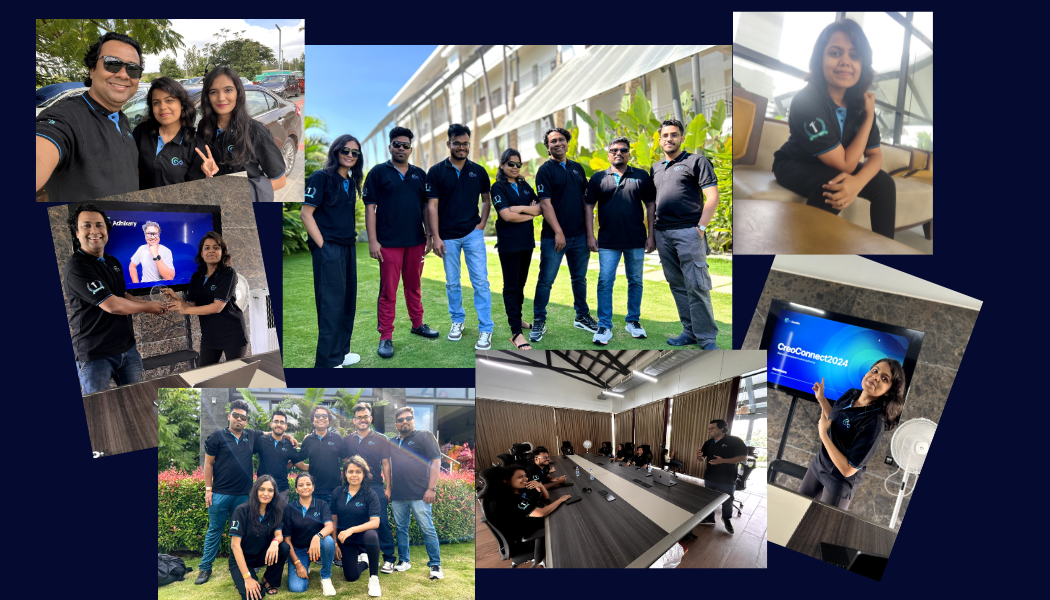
[425,124,493,350]
[253,410,300,503]
[342,402,398,574]
[129,221,175,282]
[388,406,443,579]
[524,446,569,491]
[697,419,748,534]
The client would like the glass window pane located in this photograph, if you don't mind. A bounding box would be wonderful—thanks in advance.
[732,56,806,119]
[245,91,270,117]
[874,106,897,145]
[901,114,932,152]
[733,12,838,73]
[407,388,435,398]
[912,12,933,41]
[436,388,466,398]
[407,403,434,433]
[468,389,475,399]
[845,12,906,74]
[904,34,933,123]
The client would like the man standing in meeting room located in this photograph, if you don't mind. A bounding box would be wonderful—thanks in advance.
[426,124,494,350]
[343,402,399,575]
[650,118,720,350]
[389,406,444,579]
[129,221,174,283]
[697,419,748,534]
[64,203,165,394]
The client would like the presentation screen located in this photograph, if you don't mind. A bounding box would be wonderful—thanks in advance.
[758,300,924,402]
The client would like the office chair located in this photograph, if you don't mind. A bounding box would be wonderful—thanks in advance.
[561,440,574,455]
[510,443,533,465]
[623,442,634,456]
[599,442,612,457]
[494,453,515,467]
[732,447,759,517]
[477,466,545,568]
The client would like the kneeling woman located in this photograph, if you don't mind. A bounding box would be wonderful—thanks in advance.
[282,473,337,595]
[165,232,247,365]
[771,19,897,238]
[229,475,289,599]
[801,358,906,509]
[330,456,383,597]
[490,148,540,350]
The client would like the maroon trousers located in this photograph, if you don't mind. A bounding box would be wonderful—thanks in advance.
[377,243,426,339]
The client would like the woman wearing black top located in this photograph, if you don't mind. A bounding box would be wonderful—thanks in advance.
[131,77,216,189]
[283,473,337,596]
[609,443,627,463]
[228,475,289,599]
[771,19,897,239]
[492,464,570,546]
[490,148,541,350]
[330,456,383,598]
[802,358,907,509]
[164,231,246,365]
[198,66,287,202]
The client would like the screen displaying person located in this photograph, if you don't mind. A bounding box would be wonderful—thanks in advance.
[697,419,748,534]
[282,473,336,596]
[342,403,397,574]
[228,475,289,599]
[129,221,174,283]
[801,358,907,510]
[131,76,215,190]
[388,406,443,579]
[331,456,384,598]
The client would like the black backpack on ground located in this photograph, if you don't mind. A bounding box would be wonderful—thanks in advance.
[158,553,192,586]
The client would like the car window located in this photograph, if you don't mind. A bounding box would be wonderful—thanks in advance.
[265,93,278,111]
[123,93,150,130]
[245,90,271,117]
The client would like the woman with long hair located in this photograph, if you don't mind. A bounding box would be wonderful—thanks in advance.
[131,76,216,189]
[301,134,364,368]
[489,464,570,566]
[802,358,907,509]
[489,148,541,349]
[198,66,287,202]
[330,456,383,597]
[228,475,290,598]
[771,19,897,238]
[283,473,337,596]
[163,231,246,365]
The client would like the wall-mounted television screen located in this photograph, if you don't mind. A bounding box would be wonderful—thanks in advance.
[758,300,924,402]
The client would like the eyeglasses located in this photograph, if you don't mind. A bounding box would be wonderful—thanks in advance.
[229,413,247,421]
[396,416,414,423]
[314,414,330,420]
[391,141,412,150]
[339,147,362,157]
[505,161,522,168]
[608,148,630,154]
[272,420,287,425]
[145,232,159,237]
[101,56,144,79]
[450,142,470,149]
[660,132,682,139]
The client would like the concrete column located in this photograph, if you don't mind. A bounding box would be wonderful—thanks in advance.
[379,388,408,433]
[199,388,231,465]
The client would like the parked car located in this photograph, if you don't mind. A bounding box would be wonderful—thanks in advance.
[184,76,205,86]
[257,74,300,99]
[36,82,85,106]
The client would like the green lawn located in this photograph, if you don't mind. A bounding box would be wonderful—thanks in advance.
[159,541,475,599]
[282,242,731,367]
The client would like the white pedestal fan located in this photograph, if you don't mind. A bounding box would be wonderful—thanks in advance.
[888,417,936,529]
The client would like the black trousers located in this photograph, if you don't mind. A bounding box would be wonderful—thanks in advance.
[498,249,533,337]
[772,156,897,239]
[229,542,290,599]
[798,467,853,509]
[199,344,247,366]
[312,241,358,368]
[337,528,380,581]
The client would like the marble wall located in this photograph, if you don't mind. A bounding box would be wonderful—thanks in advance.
[49,177,268,385]
[744,269,979,529]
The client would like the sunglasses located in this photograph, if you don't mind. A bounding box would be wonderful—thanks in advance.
[229,412,248,421]
[505,161,522,169]
[339,147,362,157]
[396,416,414,423]
[101,56,143,79]
[391,141,412,150]
[608,148,630,154]
[314,414,330,420]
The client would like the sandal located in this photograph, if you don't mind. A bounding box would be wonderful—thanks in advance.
[521,320,532,330]
[511,334,532,350]
[263,581,279,595]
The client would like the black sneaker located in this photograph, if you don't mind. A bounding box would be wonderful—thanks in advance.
[411,324,440,338]
[699,515,716,525]
[723,517,735,534]
[529,319,547,343]
[574,313,599,333]
[334,558,343,567]
[194,569,211,585]
[377,339,394,359]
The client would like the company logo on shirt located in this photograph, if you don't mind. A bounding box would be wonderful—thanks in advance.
[327,441,335,445]
[806,118,828,141]
[537,184,544,193]
[362,188,368,198]
[674,165,685,172]
[314,511,320,517]
[411,173,419,179]
[210,284,217,290]
[425,183,431,192]
[87,280,104,295]
[518,501,530,510]
[842,418,850,429]
[494,195,501,203]
[281,447,287,451]
[573,169,580,176]
[231,520,240,531]
[171,157,184,166]
[47,119,55,124]
[408,441,415,445]
[468,171,477,177]
[305,187,316,198]
[532,475,540,481]
[367,440,376,445]
[355,501,365,507]
[113,265,121,273]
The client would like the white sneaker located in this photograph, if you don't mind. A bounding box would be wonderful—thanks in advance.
[625,321,647,339]
[429,565,444,580]
[592,327,612,345]
[359,552,368,566]
[448,322,464,341]
[393,560,411,572]
[380,560,395,574]
[368,575,382,597]
[321,578,336,596]
[341,352,361,366]
[475,331,492,350]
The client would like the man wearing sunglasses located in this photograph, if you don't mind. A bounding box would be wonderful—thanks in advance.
[389,406,444,579]
[37,31,142,202]
[585,137,657,346]
[425,124,493,351]
[651,119,721,350]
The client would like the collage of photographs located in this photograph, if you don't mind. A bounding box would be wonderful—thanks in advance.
[29,14,976,599]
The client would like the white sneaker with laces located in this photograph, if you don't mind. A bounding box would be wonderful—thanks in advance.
[447,322,464,341]
[429,565,444,580]
[368,575,382,597]
[475,331,492,350]
[341,352,361,366]
[359,552,368,566]
[393,561,411,572]
[592,327,612,345]
[321,578,337,596]
[625,321,648,339]
[380,560,395,574]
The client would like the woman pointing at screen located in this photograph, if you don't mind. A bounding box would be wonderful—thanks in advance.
[799,358,906,509]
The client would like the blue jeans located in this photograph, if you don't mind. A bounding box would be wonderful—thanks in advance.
[441,228,493,332]
[390,499,441,567]
[76,344,143,394]
[597,247,644,329]
[200,492,249,571]
[533,234,590,320]
[371,483,397,563]
[287,535,335,591]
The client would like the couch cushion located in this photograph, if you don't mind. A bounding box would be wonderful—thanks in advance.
[734,170,805,203]
[751,119,791,173]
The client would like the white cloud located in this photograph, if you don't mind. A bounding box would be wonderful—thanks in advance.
[142,19,305,72]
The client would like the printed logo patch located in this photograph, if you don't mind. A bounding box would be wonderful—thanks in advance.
[537,184,544,193]
[425,183,431,192]
[468,171,477,177]
[113,265,120,272]
[806,118,828,141]
[368,440,375,445]
[408,441,415,445]
[210,284,217,290]
[227,145,234,153]
[48,119,55,125]
[842,418,851,429]
[411,173,419,179]
[518,501,530,510]
[231,520,239,530]
[305,187,316,198]
[328,441,335,445]
[494,195,501,203]
[171,157,184,166]
[674,165,685,172]
[87,281,104,295]
[355,502,364,507]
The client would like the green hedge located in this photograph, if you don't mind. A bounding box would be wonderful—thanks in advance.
[158,467,476,555]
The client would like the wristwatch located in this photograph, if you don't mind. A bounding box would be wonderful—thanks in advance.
[153,255,163,261]
[697,224,707,233]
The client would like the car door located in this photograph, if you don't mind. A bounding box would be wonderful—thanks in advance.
[245,89,293,163]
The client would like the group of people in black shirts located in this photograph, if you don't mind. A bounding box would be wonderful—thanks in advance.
[64,203,247,394]
[198,401,446,598]
[302,118,721,366]
[36,31,287,203]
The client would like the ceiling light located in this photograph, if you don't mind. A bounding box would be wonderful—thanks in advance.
[633,370,658,382]
[603,391,624,398]
[479,358,532,375]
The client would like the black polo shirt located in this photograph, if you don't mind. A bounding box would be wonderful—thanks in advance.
[205,427,263,496]
[490,180,537,253]
[63,250,135,362]
[425,158,491,240]
[491,488,544,538]
[775,83,882,164]
[586,166,656,249]
[390,429,441,501]
[650,151,718,231]
[36,93,138,202]
[131,124,208,190]
[534,158,588,239]
[298,431,347,498]
[282,497,332,549]
[229,501,283,558]
[628,451,652,466]
[330,486,382,530]
[186,266,246,349]
[343,429,392,487]
[303,168,358,247]
[362,161,428,248]
[812,388,885,498]
[524,462,551,484]
[255,432,301,492]
[701,434,748,484]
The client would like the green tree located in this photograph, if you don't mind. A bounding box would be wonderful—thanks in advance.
[36,19,184,87]
[204,29,276,81]
[159,55,182,79]
[304,115,329,178]
[158,388,201,472]
[183,45,208,78]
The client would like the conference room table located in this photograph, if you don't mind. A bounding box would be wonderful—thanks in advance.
[82,350,285,459]
[541,454,729,568]
[768,483,897,560]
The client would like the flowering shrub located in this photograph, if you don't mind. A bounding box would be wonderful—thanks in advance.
[158,467,476,554]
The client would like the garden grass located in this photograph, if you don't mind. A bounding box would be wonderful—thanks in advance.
[282,242,732,367]
[159,541,475,600]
